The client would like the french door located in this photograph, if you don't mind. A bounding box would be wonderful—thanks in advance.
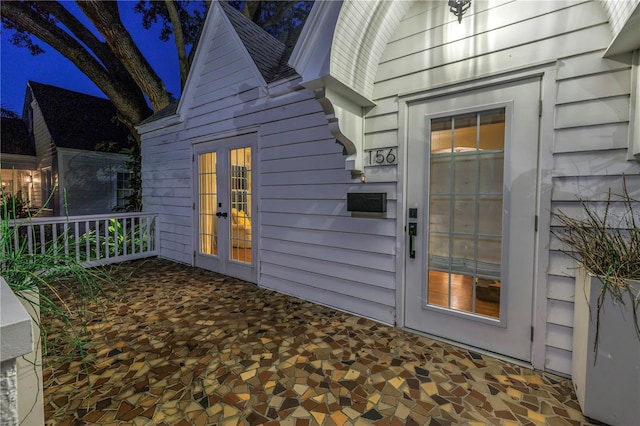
[404,78,540,361]
[194,133,257,283]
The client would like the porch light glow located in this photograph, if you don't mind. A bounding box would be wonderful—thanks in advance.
[448,0,471,23]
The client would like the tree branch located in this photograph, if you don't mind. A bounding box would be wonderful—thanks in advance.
[164,0,188,89]
[76,1,172,112]
[261,2,296,29]
[0,1,150,134]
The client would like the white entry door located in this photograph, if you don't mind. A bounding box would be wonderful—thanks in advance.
[194,133,257,283]
[404,78,540,361]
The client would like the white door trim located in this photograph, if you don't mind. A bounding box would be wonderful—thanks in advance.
[395,65,557,371]
[192,131,260,284]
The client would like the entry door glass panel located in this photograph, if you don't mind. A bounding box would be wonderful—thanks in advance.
[229,147,252,264]
[199,152,218,256]
[427,109,504,319]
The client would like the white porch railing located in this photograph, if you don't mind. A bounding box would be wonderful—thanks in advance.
[4,212,159,267]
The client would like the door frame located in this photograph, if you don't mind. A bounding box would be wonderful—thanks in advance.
[395,66,557,370]
[192,130,260,284]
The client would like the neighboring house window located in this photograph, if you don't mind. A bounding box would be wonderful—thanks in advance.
[116,171,132,210]
[41,168,53,209]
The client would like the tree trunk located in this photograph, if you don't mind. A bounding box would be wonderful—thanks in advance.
[76,1,172,113]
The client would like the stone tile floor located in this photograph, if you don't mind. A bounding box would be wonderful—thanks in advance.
[43,258,595,425]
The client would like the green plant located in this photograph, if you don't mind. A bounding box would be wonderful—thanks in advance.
[74,218,150,258]
[553,177,640,354]
[1,190,30,219]
[1,197,116,365]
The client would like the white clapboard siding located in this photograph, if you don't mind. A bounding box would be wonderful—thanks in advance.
[261,139,343,160]
[365,130,399,148]
[31,100,55,161]
[260,105,399,332]
[553,149,640,177]
[545,347,572,376]
[261,154,345,173]
[547,275,576,303]
[555,97,629,130]
[556,69,630,104]
[554,123,629,153]
[259,265,395,311]
[261,250,394,291]
[556,50,633,80]
[140,6,399,324]
[546,323,573,352]
[261,183,397,201]
[379,1,600,67]
[261,213,397,236]
[260,238,396,272]
[376,3,607,81]
[260,109,330,135]
[552,175,640,201]
[366,0,633,376]
[260,274,395,325]
[373,24,611,99]
[261,126,335,149]
[261,225,396,256]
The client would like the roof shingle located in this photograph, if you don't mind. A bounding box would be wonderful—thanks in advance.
[1,116,34,155]
[29,81,133,153]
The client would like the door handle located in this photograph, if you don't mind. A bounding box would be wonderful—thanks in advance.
[408,222,417,259]
[216,212,228,218]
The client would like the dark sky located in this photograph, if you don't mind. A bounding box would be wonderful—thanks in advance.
[1,2,184,116]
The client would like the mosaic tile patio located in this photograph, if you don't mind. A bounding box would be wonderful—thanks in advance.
[43,258,595,425]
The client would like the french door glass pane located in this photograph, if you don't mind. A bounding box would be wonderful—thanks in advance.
[427,108,505,319]
[229,147,252,263]
[199,152,218,256]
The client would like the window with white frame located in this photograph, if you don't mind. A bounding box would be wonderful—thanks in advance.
[41,168,53,209]
[115,171,133,210]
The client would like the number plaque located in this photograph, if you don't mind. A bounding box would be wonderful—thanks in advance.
[364,147,397,166]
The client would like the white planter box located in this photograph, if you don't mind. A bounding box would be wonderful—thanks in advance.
[572,266,640,425]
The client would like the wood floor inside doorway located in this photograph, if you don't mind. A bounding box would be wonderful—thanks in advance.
[427,271,500,318]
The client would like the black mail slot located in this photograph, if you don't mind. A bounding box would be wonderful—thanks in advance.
[347,192,387,213]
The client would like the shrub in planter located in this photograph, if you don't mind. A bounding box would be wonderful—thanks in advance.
[553,177,639,425]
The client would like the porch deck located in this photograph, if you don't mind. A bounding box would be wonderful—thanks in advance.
[43,258,590,425]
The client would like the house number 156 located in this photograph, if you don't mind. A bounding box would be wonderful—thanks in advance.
[366,147,397,166]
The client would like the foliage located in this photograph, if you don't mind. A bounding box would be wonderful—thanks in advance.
[1,199,117,365]
[1,191,30,219]
[228,1,313,37]
[75,218,152,259]
[125,140,143,212]
[1,106,20,119]
[134,1,206,45]
[553,176,640,352]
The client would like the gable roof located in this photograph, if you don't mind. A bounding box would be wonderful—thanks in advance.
[1,116,34,156]
[219,2,297,83]
[138,1,307,128]
[28,81,133,153]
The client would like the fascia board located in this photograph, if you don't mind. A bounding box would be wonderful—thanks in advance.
[176,2,223,118]
[136,113,182,133]
[288,0,343,81]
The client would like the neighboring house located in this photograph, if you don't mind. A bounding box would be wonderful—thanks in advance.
[0,81,134,216]
[1,114,37,212]
[137,0,640,378]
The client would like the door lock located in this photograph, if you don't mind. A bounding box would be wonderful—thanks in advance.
[408,222,417,259]
[216,212,228,218]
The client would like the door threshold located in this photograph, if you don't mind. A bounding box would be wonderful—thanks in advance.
[403,326,533,370]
